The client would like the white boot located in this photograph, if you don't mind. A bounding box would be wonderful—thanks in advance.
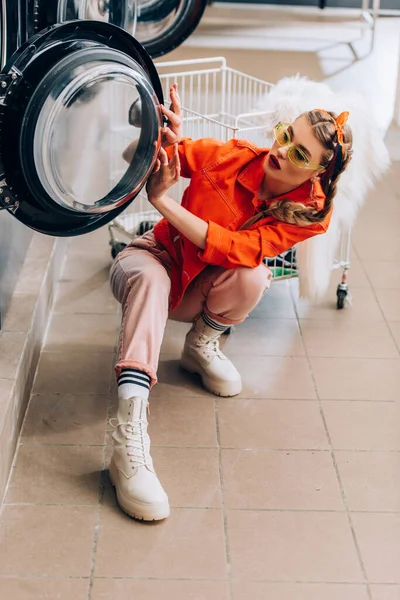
[109,396,170,521]
[180,314,242,397]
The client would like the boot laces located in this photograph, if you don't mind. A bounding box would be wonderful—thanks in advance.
[195,333,223,360]
[108,417,150,468]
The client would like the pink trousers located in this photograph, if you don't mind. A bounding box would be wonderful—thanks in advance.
[109,232,272,387]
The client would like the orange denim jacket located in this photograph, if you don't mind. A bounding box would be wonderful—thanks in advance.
[154,137,331,309]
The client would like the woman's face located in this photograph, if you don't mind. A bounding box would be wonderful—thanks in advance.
[263,114,326,189]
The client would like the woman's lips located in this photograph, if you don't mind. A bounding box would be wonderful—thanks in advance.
[268,154,281,170]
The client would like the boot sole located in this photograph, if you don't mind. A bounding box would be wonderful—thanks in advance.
[180,355,242,397]
[109,461,170,522]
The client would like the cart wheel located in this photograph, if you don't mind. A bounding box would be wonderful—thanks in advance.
[336,286,348,310]
[111,242,127,259]
[223,326,234,335]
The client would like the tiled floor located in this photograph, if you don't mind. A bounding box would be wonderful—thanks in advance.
[1,6,400,600]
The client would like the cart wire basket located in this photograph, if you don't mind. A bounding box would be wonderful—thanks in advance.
[108,57,351,309]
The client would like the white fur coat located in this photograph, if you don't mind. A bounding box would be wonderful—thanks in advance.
[256,76,390,302]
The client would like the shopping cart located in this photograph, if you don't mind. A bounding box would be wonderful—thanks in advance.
[108,57,351,309]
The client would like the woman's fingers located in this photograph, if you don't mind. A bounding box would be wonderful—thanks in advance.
[161,127,177,144]
[161,104,181,123]
[153,158,161,173]
[158,146,169,165]
[173,143,180,178]
[171,83,181,103]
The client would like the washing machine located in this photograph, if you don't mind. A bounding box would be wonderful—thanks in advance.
[0,17,165,237]
[0,0,206,237]
[22,0,207,58]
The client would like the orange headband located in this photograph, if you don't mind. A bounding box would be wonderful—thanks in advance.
[316,109,350,145]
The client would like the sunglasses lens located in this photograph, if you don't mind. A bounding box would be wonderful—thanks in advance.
[275,124,290,146]
[288,146,308,168]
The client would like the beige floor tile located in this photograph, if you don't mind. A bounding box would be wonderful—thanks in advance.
[61,253,112,283]
[389,322,400,349]
[249,282,297,319]
[160,321,192,354]
[353,213,400,261]
[103,447,222,510]
[311,358,400,401]
[234,356,316,399]
[222,449,343,510]
[44,314,119,354]
[232,582,369,600]
[335,451,400,512]
[220,318,305,357]
[294,287,383,322]
[0,578,90,600]
[376,290,400,322]
[370,585,400,600]
[21,393,109,445]
[0,378,14,416]
[153,355,316,400]
[33,352,114,395]
[352,513,400,583]
[5,444,103,505]
[92,578,230,600]
[53,279,119,315]
[1,292,38,332]
[217,399,328,449]
[227,510,363,582]
[362,261,400,291]
[323,401,400,451]
[144,396,218,448]
[95,507,227,579]
[151,448,222,508]
[151,357,212,398]
[0,505,97,576]
[0,332,26,380]
[362,179,400,215]
[67,227,115,255]
[301,320,398,358]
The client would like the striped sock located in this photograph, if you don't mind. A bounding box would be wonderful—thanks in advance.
[117,368,150,401]
[202,312,227,332]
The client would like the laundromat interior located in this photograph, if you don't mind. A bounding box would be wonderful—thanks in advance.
[1,1,400,598]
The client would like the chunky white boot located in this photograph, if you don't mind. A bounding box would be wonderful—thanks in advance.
[180,314,242,397]
[109,397,170,521]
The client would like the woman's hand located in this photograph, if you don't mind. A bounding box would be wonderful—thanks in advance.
[160,84,182,148]
[146,145,180,204]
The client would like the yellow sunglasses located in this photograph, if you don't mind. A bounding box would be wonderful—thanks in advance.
[274,122,325,171]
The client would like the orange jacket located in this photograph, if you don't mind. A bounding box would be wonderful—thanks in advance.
[154,137,331,310]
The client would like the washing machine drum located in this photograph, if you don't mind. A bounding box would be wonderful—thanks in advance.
[0,21,164,237]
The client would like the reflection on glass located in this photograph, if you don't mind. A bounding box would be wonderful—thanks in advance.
[57,0,137,35]
[33,58,160,213]
[135,0,182,44]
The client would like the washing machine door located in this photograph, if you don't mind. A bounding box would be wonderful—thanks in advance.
[1,0,20,68]
[26,0,137,39]
[136,0,208,58]
[0,20,163,237]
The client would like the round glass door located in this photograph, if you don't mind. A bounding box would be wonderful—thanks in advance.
[135,0,207,58]
[25,49,160,213]
[0,21,163,236]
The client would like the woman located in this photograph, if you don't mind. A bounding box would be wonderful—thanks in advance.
[109,85,353,522]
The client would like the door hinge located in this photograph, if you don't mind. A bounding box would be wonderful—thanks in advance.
[0,179,20,214]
